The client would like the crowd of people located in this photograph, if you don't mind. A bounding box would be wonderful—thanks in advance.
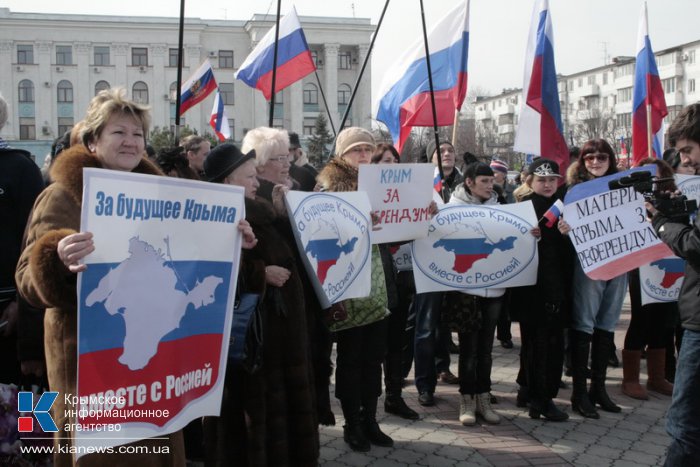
[2,87,700,466]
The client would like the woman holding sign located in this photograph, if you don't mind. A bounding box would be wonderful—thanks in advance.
[15,88,185,466]
[511,158,572,421]
[317,127,393,452]
[561,138,626,419]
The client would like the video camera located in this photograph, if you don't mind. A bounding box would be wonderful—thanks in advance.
[608,170,697,220]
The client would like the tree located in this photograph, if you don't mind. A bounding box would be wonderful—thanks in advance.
[570,105,618,147]
[307,114,333,167]
[148,126,218,154]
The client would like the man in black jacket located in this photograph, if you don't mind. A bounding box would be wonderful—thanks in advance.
[650,103,700,467]
[0,93,45,385]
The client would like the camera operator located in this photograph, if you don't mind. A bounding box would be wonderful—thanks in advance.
[647,103,700,466]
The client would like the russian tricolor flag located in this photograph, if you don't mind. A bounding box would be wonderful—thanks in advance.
[541,199,563,228]
[180,60,218,116]
[210,91,231,141]
[433,166,443,194]
[235,7,316,100]
[513,0,568,176]
[375,1,469,153]
[632,2,667,166]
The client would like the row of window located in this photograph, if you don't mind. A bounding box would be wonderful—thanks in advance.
[16,44,358,70]
[16,79,355,108]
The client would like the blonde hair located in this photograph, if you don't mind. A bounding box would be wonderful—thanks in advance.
[241,127,289,165]
[81,88,151,148]
[513,174,534,201]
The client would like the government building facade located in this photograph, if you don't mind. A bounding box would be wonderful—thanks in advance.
[0,8,373,160]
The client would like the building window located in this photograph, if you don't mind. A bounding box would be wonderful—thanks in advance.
[18,80,34,103]
[617,87,633,103]
[311,50,322,68]
[169,48,179,67]
[95,80,110,95]
[56,45,73,65]
[603,72,608,85]
[132,47,148,66]
[616,112,632,128]
[19,118,35,140]
[58,117,73,137]
[587,75,596,85]
[57,80,73,103]
[577,78,583,87]
[94,46,110,66]
[662,78,676,94]
[303,83,318,107]
[228,119,235,139]
[338,51,352,70]
[338,83,351,105]
[132,81,148,104]
[689,50,696,64]
[303,118,315,135]
[657,53,676,67]
[567,80,573,91]
[219,83,234,105]
[219,50,234,69]
[689,79,696,94]
[17,45,33,64]
[169,82,178,101]
[614,63,635,78]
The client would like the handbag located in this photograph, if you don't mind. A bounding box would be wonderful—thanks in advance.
[229,285,264,373]
[442,292,482,334]
[323,301,348,326]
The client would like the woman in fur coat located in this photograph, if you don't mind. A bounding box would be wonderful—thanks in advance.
[202,143,320,467]
[15,88,185,467]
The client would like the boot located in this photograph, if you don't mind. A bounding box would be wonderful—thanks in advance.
[516,386,529,408]
[646,348,674,396]
[529,399,569,422]
[361,398,394,447]
[341,400,370,452]
[459,394,476,426]
[621,350,648,400]
[589,329,621,413]
[570,330,599,419]
[384,396,419,420]
[475,392,500,424]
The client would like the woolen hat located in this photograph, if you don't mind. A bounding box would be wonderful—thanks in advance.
[288,131,301,149]
[490,159,509,174]
[426,139,454,160]
[335,127,376,156]
[204,143,256,183]
[527,158,561,177]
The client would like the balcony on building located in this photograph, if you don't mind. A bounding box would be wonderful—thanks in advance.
[498,124,515,135]
[579,83,600,97]
[475,108,491,121]
[494,104,515,116]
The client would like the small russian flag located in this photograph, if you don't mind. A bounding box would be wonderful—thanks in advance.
[209,91,231,141]
[433,166,443,193]
[541,199,563,228]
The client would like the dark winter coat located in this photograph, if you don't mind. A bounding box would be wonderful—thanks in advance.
[229,196,319,467]
[510,192,573,324]
[15,145,185,467]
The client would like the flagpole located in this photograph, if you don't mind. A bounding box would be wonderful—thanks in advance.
[643,3,653,162]
[336,0,391,134]
[313,70,336,137]
[451,111,459,146]
[174,0,186,140]
[419,0,446,201]
[268,0,282,127]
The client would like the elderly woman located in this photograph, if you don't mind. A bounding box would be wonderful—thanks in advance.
[317,127,392,452]
[561,138,626,419]
[242,127,293,199]
[15,88,184,466]
[203,143,319,466]
[243,127,336,426]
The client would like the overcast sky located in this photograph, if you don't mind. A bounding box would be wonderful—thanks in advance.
[4,0,699,101]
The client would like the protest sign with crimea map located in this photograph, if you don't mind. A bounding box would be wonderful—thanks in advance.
[76,169,244,455]
[412,202,538,293]
[286,191,372,308]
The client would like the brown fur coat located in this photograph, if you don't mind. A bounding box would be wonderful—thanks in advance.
[15,145,184,467]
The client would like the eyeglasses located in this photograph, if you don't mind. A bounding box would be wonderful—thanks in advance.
[267,155,291,164]
[583,153,609,163]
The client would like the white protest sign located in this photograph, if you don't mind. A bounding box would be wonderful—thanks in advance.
[285,190,372,308]
[563,168,672,280]
[412,202,538,293]
[639,256,685,305]
[358,163,434,244]
[76,169,244,455]
[391,243,413,272]
[676,174,700,211]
